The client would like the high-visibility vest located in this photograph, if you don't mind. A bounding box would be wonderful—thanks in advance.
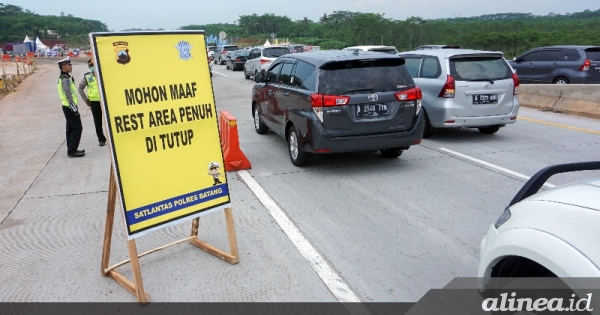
[57,74,78,107]
[84,72,100,101]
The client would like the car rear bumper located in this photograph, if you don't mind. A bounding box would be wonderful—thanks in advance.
[308,111,424,153]
[429,102,520,128]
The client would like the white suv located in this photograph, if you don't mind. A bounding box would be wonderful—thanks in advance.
[478,161,600,291]
[243,46,290,79]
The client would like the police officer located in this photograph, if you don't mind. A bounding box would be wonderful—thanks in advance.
[78,59,106,146]
[57,56,84,157]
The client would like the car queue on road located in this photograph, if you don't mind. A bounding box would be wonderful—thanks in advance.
[207,42,600,294]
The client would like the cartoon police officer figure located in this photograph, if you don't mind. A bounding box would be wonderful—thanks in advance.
[208,162,223,186]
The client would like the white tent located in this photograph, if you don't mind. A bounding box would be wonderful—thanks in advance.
[35,36,48,50]
[263,39,272,47]
[23,35,32,43]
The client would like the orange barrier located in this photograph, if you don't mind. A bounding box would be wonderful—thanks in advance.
[1,54,10,62]
[68,51,74,57]
[15,55,21,62]
[86,51,92,57]
[26,52,34,59]
[218,110,251,171]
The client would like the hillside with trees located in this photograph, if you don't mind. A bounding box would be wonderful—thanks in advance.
[0,3,108,46]
[181,8,600,57]
[3,2,599,57]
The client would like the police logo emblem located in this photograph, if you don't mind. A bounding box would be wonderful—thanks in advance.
[175,41,193,60]
[113,41,131,65]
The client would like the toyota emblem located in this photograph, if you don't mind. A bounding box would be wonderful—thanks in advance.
[368,94,378,102]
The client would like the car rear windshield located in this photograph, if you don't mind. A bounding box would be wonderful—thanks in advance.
[208,47,217,51]
[264,47,290,58]
[223,46,238,51]
[234,50,249,57]
[584,48,600,61]
[449,56,512,81]
[318,58,413,95]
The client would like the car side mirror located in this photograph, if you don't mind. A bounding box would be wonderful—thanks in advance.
[254,73,264,83]
[514,57,521,62]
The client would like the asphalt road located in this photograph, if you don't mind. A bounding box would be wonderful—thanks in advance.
[0,60,598,302]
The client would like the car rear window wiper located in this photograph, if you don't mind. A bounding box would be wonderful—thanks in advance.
[341,88,374,94]
[468,78,495,84]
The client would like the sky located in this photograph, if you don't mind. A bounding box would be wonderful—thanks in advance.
[14,0,600,31]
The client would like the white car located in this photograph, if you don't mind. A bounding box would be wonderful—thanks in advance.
[478,161,600,291]
[243,46,290,79]
[342,45,399,55]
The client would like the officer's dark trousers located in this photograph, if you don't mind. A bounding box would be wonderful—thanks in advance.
[90,101,107,143]
[62,106,83,154]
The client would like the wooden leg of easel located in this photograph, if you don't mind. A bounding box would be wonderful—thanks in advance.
[224,207,240,264]
[190,217,199,237]
[127,239,149,304]
[189,207,239,264]
[101,165,150,304]
[101,167,117,277]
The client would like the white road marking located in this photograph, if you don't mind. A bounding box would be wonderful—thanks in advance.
[213,71,228,77]
[237,170,364,304]
[439,147,556,188]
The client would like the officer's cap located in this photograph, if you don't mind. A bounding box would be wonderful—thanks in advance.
[209,162,220,170]
[57,56,71,65]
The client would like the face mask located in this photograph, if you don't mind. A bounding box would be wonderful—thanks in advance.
[89,66,95,72]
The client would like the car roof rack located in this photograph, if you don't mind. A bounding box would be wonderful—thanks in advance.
[507,161,600,208]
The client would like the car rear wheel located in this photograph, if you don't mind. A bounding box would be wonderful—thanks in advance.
[478,126,501,134]
[253,106,268,134]
[380,148,404,158]
[423,111,433,138]
[244,68,250,79]
[553,76,569,84]
[288,126,312,167]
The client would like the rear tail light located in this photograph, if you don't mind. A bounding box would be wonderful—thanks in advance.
[235,57,241,62]
[259,59,270,64]
[395,87,422,115]
[310,94,350,107]
[579,58,591,71]
[512,73,520,95]
[310,93,351,123]
[438,75,455,98]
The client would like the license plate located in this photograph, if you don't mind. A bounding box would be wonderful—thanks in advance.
[473,94,498,104]
[357,104,388,117]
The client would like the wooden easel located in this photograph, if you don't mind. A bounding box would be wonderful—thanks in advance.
[101,166,239,303]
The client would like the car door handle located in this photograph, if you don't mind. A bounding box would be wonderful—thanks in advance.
[528,63,534,67]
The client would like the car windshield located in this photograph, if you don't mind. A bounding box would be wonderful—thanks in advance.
[264,47,290,58]
[318,58,413,94]
[449,56,512,81]
[584,48,600,61]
